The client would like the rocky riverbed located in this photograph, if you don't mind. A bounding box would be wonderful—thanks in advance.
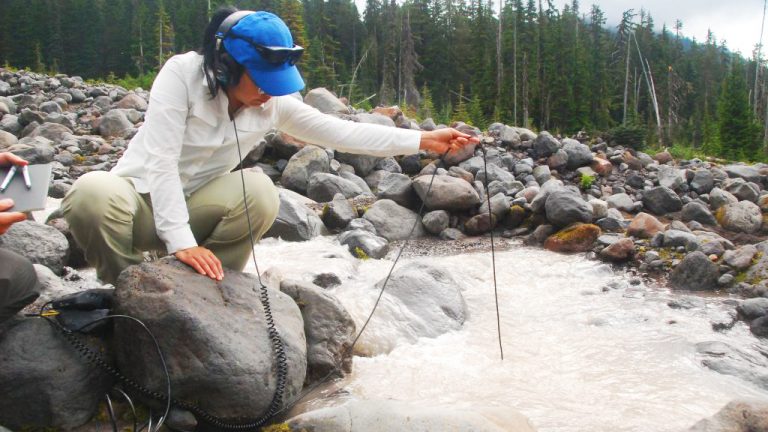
[1,67,768,431]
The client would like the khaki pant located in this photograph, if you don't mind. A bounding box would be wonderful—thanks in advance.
[0,248,40,324]
[62,170,280,285]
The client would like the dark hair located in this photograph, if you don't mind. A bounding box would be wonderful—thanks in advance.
[200,6,246,98]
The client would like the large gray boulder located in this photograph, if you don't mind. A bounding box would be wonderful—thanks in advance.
[115,92,148,111]
[476,163,515,184]
[376,173,417,208]
[0,221,69,275]
[114,258,306,419]
[374,262,466,345]
[308,173,364,202]
[98,109,134,137]
[710,187,739,210]
[562,138,593,169]
[264,190,325,241]
[642,186,682,215]
[303,88,349,114]
[422,210,450,235]
[279,280,355,384]
[285,400,536,432]
[338,229,389,259]
[688,399,768,432]
[531,131,560,159]
[658,165,685,191]
[321,193,356,230]
[281,145,330,195]
[363,199,425,241]
[681,201,717,225]
[412,175,481,211]
[606,193,635,213]
[669,251,720,291]
[716,201,763,234]
[530,179,565,213]
[0,318,111,430]
[0,130,17,148]
[724,178,760,203]
[27,122,73,143]
[545,190,593,228]
[724,164,762,184]
[690,170,715,194]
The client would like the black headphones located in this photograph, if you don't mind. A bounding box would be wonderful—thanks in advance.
[213,10,255,85]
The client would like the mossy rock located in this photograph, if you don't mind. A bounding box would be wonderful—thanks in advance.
[503,204,528,228]
[543,223,601,253]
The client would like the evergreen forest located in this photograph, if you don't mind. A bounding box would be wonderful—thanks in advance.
[1,0,767,160]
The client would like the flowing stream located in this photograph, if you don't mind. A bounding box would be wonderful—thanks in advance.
[249,235,768,431]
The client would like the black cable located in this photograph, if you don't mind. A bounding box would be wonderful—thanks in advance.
[479,143,504,360]
[263,150,451,420]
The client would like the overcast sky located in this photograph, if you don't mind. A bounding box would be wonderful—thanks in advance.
[552,0,767,56]
[353,0,767,57]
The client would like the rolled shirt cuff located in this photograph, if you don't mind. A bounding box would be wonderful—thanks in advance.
[160,225,198,255]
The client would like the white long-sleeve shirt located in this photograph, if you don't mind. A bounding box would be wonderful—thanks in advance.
[111,51,420,254]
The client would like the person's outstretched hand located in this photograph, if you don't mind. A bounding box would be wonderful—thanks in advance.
[175,246,224,281]
[0,152,30,235]
[418,128,480,155]
[0,199,26,235]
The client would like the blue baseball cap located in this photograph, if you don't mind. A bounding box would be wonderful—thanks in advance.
[222,11,305,96]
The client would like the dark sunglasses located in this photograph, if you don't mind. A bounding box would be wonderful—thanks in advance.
[231,35,304,65]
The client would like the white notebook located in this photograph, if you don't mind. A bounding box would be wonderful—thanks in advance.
[0,163,52,212]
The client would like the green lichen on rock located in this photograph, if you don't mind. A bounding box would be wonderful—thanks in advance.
[543,223,601,253]
[261,423,292,432]
[354,246,370,260]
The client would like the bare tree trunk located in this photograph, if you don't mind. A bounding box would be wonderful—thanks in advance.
[623,35,631,125]
[755,0,767,114]
[522,52,529,128]
[513,7,518,124]
[496,0,503,114]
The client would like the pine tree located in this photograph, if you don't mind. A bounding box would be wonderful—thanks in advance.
[453,84,470,123]
[718,61,762,160]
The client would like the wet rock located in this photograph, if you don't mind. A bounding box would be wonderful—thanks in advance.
[642,186,682,215]
[626,212,665,239]
[737,298,768,320]
[412,175,481,211]
[0,318,111,430]
[479,192,510,220]
[543,223,601,253]
[363,199,425,241]
[715,201,762,234]
[114,258,306,419]
[264,190,325,241]
[284,400,536,432]
[308,172,364,202]
[440,227,466,240]
[422,210,450,235]
[598,238,635,262]
[530,179,565,213]
[280,279,355,384]
[338,229,389,259]
[682,201,717,225]
[544,190,593,228]
[696,342,768,390]
[669,251,720,291]
[281,145,330,195]
[376,173,416,208]
[688,399,768,432]
[464,213,496,235]
[321,193,356,230]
